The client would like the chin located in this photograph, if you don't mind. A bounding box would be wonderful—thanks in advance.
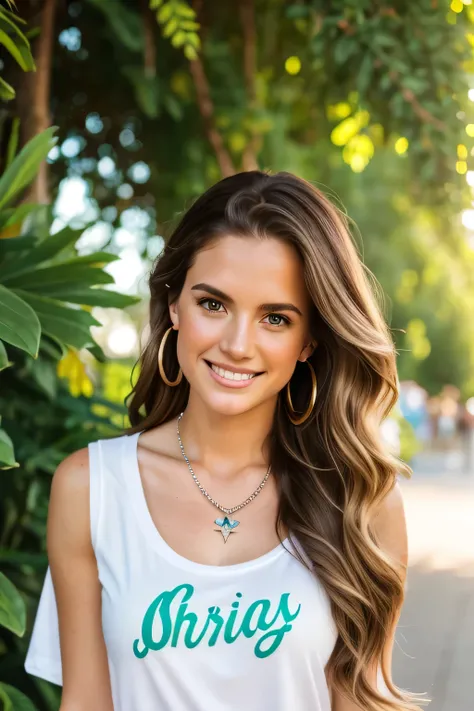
[204,396,256,417]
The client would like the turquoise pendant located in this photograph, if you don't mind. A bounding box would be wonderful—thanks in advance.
[214,516,240,543]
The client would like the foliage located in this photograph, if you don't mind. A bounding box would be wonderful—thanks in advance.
[34,0,474,400]
[150,0,201,61]
[0,6,140,708]
[0,3,35,101]
[0,131,140,708]
[0,128,139,467]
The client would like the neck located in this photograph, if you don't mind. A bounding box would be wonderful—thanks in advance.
[177,392,278,480]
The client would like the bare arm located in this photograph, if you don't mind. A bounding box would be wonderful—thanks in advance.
[47,448,114,711]
[331,480,408,710]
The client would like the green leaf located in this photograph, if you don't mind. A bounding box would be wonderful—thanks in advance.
[0,127,58,211]
[185,33,200,50]
[33,287,140,308]
[0,6,35,69]
[41,332,68,359]
[0,233,37,253]
[0,27,30,71]
[0,74,15,101]
[357,52,374,95]
[87,342,107,362]
[175,3,195,19]
[163,17,179,38]
[372,34,399,49]
[400,76,430,95]
[0,6,25,24]
[180,20,199,31]
[171,30,186,48]
[0,549,48,567]
[285,5,309,19]
[0,682,37,711]
[0,226,84,280]
[122,66,161,119]
[29,357,57,399]
[5,116,20,168]
[0,572,25,636]
[39,333,67,360]
[164,94,184,120]
[11,290,100,350]
[3,263,115,290]
[86,0,143,52]
[0,203,41,231]
[183,44,198,61]
[157,3,173,23]
[0,339,11,370]
[59,251,119,267]
[334,37,358,65]
[0,284,41,357]
[0,427,18,469]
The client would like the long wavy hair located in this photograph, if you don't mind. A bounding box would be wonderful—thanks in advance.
[126,170,428,711]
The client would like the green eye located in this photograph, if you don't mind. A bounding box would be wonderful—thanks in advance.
[199,298,223,312]
[265,313,290,326]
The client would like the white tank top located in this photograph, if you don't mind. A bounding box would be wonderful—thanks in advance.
[25,431,356,710]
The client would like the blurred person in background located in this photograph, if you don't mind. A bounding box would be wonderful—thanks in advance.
[24,171,427,711]
[456,398,474,473]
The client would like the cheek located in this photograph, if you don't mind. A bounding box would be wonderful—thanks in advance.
[178,309,218,349]
[260,332,304,368]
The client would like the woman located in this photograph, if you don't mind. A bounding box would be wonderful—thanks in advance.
[25,170,428,711]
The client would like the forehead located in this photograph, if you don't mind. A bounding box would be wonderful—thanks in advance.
[186,235,307,302]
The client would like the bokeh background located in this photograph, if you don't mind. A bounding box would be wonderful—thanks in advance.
[0,1,473,709]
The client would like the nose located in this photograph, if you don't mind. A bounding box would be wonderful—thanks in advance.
[220,314,256,360]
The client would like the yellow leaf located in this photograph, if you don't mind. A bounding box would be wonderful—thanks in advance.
[57,349,94,398]
[171,30,186,48]
[163,17,178,37]
[394,137,409,155]
[184,44,198,61]
[326,102,352,121]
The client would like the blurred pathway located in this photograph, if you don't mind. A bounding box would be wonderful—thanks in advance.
[392,451,474,711]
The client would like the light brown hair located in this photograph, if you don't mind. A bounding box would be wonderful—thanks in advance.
[126,170,428,710]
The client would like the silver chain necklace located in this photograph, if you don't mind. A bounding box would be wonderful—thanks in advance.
[176,411,271,543]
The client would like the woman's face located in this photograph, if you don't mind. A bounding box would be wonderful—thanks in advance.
[169,234,315,417]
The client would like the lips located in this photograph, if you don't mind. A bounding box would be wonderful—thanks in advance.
[205,360,263,376]
[204,360,264,388]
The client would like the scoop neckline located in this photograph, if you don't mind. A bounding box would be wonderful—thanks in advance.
[123,430,290,576]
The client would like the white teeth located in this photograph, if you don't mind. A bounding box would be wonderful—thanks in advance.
[210,363,255,381]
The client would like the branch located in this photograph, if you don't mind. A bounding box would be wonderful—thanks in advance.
[189,0,235,177]
[27,0,57,203]
[239,0,260,171]
[240,0,256,104]
[188,58,236,177]
[389,71,446,132]
[140,0,156,78]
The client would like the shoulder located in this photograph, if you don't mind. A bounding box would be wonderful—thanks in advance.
[51,446,91,499]
[370,479,408,573]
[48,447,92,553]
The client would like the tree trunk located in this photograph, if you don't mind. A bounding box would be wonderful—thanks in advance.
[16,0,58,204]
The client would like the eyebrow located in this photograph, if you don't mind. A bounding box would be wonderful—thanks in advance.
[190,282,303,317]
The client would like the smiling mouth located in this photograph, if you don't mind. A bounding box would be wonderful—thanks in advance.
[204,360,264,382]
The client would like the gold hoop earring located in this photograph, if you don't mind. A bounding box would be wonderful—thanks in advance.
[285,360,317,426]
[158,326,183,387]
